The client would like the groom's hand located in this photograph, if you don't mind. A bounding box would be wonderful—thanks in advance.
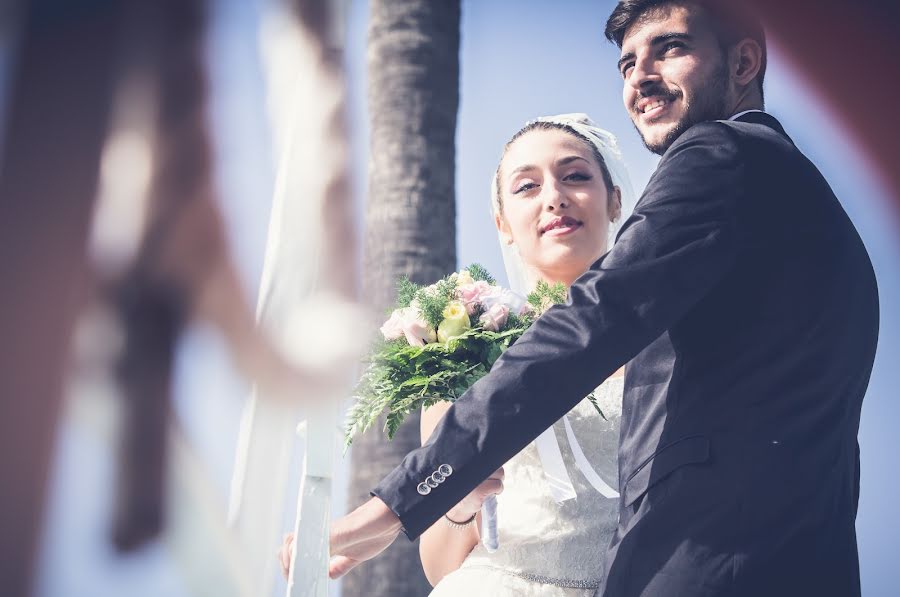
[328,496,403,579]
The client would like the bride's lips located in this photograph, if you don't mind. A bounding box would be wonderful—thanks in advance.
[540,215,583,237]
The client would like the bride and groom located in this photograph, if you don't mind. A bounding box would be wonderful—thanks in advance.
[313,1,878,595]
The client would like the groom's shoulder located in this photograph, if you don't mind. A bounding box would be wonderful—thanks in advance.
[663,117,792,167]
[677,119,739,144]
[715,115,795,152]
[658,120,744,171]
[664,120,743,160]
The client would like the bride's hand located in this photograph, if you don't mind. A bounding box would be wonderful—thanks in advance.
[277,532,294,580]
[445,466,505,522]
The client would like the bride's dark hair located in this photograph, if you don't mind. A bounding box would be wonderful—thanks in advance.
[494,121,616,214]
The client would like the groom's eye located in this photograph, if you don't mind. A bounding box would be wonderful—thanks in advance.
[661,41,686,55]
[620,63,634,78]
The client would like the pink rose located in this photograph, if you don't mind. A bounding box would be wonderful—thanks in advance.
[479,303,510,332]
[381,306,437,346]
[456,280,496,315]
[379,309,405,340]
[399,306,437,347]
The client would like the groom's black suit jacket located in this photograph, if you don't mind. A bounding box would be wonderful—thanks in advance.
[373,112,879,596]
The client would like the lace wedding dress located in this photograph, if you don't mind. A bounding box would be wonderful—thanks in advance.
[429,376,623,596]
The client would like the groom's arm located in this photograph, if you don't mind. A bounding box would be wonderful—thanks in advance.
[371,121,745,540]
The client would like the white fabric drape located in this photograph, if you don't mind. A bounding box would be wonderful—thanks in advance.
[227,3,359,596]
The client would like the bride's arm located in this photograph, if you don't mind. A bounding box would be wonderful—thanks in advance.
[418,402,502,587]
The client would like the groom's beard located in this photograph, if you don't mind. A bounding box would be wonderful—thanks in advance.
[633,64,730,155]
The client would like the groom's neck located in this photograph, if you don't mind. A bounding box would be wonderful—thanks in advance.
[726,87,764,119]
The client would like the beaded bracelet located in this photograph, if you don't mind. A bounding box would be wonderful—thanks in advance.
[443,512,477,530]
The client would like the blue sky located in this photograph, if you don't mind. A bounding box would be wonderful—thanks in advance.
[34,1,899,595]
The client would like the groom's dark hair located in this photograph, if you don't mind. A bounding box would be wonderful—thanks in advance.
[604,0,767,100]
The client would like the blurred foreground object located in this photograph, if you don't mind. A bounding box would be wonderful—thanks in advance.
[744,0,900,210]
[0,0,358,595]
[0,2,125,595]
[225,0,361,596]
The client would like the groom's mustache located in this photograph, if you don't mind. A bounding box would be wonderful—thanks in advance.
[631,85,681,114]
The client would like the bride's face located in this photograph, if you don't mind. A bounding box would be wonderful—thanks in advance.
[496,129,621,286]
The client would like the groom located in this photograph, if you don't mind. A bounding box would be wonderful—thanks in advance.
[330,1,879,595]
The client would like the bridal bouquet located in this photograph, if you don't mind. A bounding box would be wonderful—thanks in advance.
[344,264,573,448]
[343,264,599,552]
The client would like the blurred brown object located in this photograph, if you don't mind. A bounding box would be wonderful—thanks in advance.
[0,1,125,595]
[103,0,311,554]
[742,0,900,210]
[106,0,213,553]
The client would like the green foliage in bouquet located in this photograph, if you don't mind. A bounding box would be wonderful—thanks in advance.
[394,276,418,309]
[344,325,530,447]
[528,280,568,313]
[466,263,496,285]
[415,277,457,329]
[343,265,604,449]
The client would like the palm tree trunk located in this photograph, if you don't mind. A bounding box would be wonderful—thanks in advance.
[343,0,460,594]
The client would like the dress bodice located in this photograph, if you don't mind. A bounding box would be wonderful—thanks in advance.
[431,376,623,593]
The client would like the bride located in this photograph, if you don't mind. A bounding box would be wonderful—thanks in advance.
[419,113,636,595]
[277,113,636,592]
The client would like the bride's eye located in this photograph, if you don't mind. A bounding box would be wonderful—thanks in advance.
[514,182,538,194]
[564,172,592,182]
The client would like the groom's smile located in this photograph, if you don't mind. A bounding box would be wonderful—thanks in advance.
[636,90,681,123]
[639,98,671,118]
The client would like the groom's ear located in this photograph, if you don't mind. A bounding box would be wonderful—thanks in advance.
[608,186,623,223]
[495,213,514,245]
[731,38,763,88]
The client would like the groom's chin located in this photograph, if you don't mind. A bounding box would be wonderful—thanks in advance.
[638,130,672,156]
[637,120,689,156]
[633,118,672,155]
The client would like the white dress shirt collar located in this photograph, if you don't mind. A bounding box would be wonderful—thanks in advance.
[729,109,766,121]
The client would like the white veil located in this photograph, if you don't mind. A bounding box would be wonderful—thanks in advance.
[491,113,638,502]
